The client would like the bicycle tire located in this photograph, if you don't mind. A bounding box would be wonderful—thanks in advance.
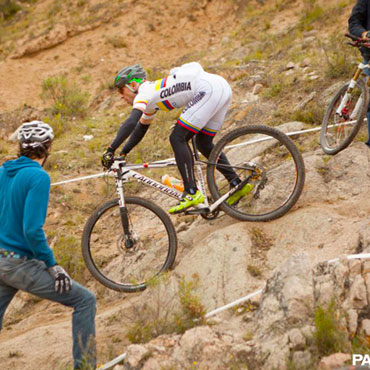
[81,196,177,292]
[320,80,368,155]
[207,125,305,222]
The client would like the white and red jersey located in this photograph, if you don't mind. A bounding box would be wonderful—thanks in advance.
[133,62,203,119]
[133,62,232,136]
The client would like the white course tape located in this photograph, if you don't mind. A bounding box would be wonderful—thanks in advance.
[51,172,105,186]
[327,252,370,264]
[51,121,361,187]
[50,124,326,186]
[98,353,126,370]
[204,288,263,318]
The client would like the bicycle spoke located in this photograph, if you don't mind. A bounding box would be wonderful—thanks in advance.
[207,125,305,221]
[82,198,177,292]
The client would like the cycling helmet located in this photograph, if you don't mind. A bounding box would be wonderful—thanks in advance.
[18,121,54,148]
[114,64,147,89]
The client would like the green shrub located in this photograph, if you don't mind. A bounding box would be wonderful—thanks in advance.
[41,75,90,118]
[44,113,69,138]
[320,34,357,79]
[53,235,86,282]
[175,276,206,334]
[263,83,283,98]
[105,35,127,48]
[299,0,325,31]
[291,102,325,124]
[314,300,349,356]
[0,0,21,20]
[127,276,206,344]
[243,50,263,63]
[247,264,262,277]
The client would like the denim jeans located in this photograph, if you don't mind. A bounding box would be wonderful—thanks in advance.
[0,258,96,369]
[363,59,370,146]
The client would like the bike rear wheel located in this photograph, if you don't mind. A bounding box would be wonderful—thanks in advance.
[320,80,368,155]
[82,196,177,292]
[207,125,305,222]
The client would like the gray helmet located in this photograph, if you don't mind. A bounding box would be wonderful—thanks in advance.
[18,121,54,148]
[114,64,147,89]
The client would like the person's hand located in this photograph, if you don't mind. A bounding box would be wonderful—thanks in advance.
[48,264,72,294]
[362,31,370,40]
[101,147,115,169]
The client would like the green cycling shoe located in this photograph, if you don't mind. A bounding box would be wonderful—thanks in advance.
[169,190,205,214]
[227,183,254,206]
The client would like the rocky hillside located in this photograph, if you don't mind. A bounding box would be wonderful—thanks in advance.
[0,0,369,369]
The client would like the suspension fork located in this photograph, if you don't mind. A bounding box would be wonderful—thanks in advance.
[336,65,365,117]
[114,168,134,248]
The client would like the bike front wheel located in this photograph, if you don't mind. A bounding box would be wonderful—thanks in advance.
[82,196,177,292]
[207,125,305,222]
[320,80,368,155]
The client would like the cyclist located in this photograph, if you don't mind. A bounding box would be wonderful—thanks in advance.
[349,0,370,147]
[102,62,252,213]
[0,121,96,370]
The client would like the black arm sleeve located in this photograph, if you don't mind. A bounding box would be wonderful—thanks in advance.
[110,109,143,151]
[349,0,367,37]
[120,123,150,155]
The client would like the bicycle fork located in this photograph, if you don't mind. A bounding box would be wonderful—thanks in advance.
[114,169,134,249]
[336,65,368,120]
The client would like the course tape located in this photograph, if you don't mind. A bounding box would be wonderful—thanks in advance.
[97,253,370,369]
[51,124,332,187]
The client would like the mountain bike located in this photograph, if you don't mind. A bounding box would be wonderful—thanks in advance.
[320,33,370,155]
[82,124,305,292]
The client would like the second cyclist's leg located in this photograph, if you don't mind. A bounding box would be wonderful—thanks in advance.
[366,102,370,147]
[169,124,204,214]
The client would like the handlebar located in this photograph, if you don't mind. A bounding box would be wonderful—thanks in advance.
[345,33,370,48]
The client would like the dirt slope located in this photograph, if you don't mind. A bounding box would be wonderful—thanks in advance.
[0,0,237,111]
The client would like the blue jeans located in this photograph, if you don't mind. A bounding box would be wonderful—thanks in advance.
[0,258,96,369]
[363,59,370,146]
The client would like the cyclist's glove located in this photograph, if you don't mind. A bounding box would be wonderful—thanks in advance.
[48,264,72,294]
[102,147,115,169]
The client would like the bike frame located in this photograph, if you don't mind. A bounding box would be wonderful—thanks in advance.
[110,157,248,215]
[109,135,255,216]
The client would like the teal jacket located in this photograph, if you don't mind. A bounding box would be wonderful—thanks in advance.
[0,156,56,267]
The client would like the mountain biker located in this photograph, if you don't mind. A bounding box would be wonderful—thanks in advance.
[0,121,96,370]
[349,0,370,147]
[102,62,252,213]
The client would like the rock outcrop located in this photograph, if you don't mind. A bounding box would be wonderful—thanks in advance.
[118,249,370,370]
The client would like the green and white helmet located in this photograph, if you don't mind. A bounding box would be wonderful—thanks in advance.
[114,64,147,89]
